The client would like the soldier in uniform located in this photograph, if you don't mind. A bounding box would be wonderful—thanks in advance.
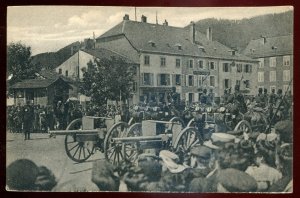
[207,89,214,106]
[22,100,34,140]
[263,88,269,107]
[255,88,266,108]
[268,89,276,122]
[200,89,209,105]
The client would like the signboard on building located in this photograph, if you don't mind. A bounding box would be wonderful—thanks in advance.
[193,70,210,75]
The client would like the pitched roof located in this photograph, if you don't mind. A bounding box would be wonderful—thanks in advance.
[81,48,137,65]
[37,69,74,83]
[10,77,69,89]
[97,20,255,62]
[243,34,293,58]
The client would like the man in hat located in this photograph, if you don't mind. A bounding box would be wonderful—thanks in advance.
[22,100,34,140]
[200,89,209,105]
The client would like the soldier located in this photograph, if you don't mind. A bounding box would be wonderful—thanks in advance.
[22,100,34,140]
[207,89,214,106]
[228,85,247,114]
[200,89,209,105]
[263,88,269,107]
[255,88,266,108]
[268,89,276,122]
[169,87,180,108]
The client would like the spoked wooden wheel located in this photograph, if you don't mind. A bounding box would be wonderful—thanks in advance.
[122,123,142,164]
[234,120,252,134]
[104,122,130,165]
[173,127,202,153]
[169,117,186,129]
[64,119,94,163]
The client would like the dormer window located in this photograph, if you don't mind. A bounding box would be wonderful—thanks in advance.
[229,50,236,56]
[148,40,155,47]
[175,43,182,50]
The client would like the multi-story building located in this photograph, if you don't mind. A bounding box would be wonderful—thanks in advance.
[96,14,258,104]
[243,35,293,94]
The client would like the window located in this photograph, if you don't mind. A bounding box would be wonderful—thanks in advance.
[258,72,264,82]
[210,76,215,87]
[244,64,252,73]
[176,58,181,67]
[237,64,243,73]
[142,73,153,86]
[259,58,264,68]
[224,79,230,89]
[158,74,170,86]
[270,86,276,92]
[144,55,150,65]
[188,75,194,86]
[283,70,290,81]
[270,57,276,67]
[160,57,166,67]
[198,75,204,86]
[198,60,204,69]
[223,63,230,72]
[210,62,216,70]
[270,71,276,82]
[175,74,181,85]
[244,80,250,88]
[189,59,194,68]
[283,56,290,66]
[59,68,62,74]
[65,70,68,77]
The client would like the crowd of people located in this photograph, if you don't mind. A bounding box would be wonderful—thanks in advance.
[6,119,292,192]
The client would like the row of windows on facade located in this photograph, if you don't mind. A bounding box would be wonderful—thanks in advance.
[258,55,291,68]
[258,85,292,93]
[144,55,253,73]
[140,73,250,89]
[258,70,291,82]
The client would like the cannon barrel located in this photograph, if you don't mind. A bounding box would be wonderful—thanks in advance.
[48,129,100,136]
[113,133,173,143]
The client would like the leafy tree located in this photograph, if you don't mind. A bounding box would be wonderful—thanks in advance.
[7,42,41,85]
[80,57,135,107]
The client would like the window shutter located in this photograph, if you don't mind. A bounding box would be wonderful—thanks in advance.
[186,75,188,86]
[194,75,197,87]
[194,92,199,102]
[157,74,160,86]
[167,74,171,86]
[223,63,225,72]
[141,73,144,85]
[185,93,189,102]
[151,73,154,86]
[182,74,185,86]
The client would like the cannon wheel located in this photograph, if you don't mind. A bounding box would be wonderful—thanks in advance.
[173,127,202,153]
[187,118,195,127]
[122,123,142,164]
[234,120,252,134]
[64,119,95,163]
[104,122,130,165]
[169,117,186,129]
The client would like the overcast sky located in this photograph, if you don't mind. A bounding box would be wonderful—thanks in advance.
[7,6,293,55]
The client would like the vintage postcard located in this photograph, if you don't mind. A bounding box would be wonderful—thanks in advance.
[6,6,293,192]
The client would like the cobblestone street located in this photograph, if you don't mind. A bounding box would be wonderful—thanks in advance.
[6,132,104,191]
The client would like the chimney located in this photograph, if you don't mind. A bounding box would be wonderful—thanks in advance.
[190,21,195,44]
[163,19,168,26]
[141,15,147,23]
[123,14,129,20]
[206,27,212,41]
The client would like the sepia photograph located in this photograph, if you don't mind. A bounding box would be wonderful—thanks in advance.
[6,6,293,192]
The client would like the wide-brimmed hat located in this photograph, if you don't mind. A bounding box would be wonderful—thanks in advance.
[190,145,212,159]
[203,140,220,150]
[211,133,235,143]
[159,150,186,173]
[274,120,293,143]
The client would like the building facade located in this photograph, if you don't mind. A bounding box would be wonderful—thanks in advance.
[243,35,293,94]
[96,14,258,104]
